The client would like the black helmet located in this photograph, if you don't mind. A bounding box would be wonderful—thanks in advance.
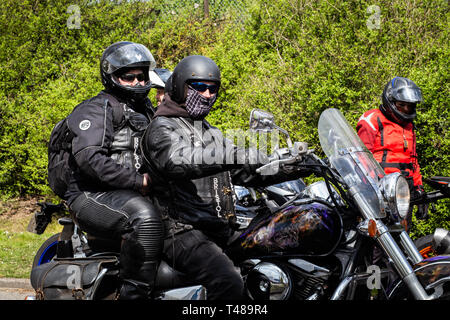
[149,68,172,89]
[100,41,156,102]
[167,55,221,103]
[380,77,423,125]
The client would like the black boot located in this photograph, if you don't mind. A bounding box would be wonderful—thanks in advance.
[118,279,151,300]
[118,261,159,300]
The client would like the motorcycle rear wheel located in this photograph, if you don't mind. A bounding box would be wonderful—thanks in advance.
[32,233,60,268]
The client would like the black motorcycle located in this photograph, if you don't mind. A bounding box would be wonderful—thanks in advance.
[26,180,306,300]
[27,108,450,300]
[411,176,450,258]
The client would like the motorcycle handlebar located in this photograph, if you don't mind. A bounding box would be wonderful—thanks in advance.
[255,142,316,175]
[410,190,448,206]
[255,157,299,174]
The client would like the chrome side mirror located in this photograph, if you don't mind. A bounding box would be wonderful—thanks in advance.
[249,109,293,151]
[249,109,275,132]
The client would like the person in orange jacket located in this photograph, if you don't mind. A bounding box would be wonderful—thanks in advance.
[357,76,428,230]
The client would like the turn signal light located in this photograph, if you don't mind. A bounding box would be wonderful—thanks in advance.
[368,219,378,238]
[400,219,408,230]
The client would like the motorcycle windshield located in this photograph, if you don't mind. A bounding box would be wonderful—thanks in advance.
[318,108,386,218]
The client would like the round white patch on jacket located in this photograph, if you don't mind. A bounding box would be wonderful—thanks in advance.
[79,120,91,131]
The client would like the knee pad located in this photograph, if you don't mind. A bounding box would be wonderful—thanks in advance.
[134,217,164,260]
[122,200,164,262]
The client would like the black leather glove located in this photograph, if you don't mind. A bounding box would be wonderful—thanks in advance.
[231,147,270,185]
[235,147,269,173]
[413,185,429,220]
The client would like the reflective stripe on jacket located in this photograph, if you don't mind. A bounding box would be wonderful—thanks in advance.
[356,108,422,187]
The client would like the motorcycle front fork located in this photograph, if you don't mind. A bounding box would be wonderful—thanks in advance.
[332,222,436,300]
[374,224,432,300]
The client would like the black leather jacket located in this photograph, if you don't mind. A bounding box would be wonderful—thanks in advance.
[141,95,251,237]
[65,91,155,204]
[142,95,309,239]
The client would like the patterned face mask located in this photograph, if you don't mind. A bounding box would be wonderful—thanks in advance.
[185,86,217,120]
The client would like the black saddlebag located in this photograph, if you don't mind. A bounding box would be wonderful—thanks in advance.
[30,256,118,300]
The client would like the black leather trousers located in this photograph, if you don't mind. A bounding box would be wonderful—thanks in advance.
[163,229,245,300]
[70,190,164,299]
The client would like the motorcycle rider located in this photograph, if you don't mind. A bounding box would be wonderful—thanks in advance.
[149,68,172,106]
[141,55,270,300]
[357,76,428,229]
[63,41,164,299]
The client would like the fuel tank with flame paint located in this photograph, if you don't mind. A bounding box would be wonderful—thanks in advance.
[235,202,342,256]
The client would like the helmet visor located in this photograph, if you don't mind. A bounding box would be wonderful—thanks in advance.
[103,43,156,74]
[391,86,423,104]
[149,68,172,88]
[149,70,165,88]
[154,68,172,83]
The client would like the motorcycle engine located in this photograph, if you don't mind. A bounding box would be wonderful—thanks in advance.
[246,262,291,300]
[245,259,331,300]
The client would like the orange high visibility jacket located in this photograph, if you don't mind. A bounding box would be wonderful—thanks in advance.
[356,108,422,188]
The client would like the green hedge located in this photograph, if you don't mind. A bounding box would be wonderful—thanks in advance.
[0,0,448,237]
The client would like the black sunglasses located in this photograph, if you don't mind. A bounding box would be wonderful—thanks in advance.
[189,82,219,94]
[119,73,146,82]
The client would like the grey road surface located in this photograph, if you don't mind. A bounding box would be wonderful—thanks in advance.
[0,288,35,300]
[0,278,34,300]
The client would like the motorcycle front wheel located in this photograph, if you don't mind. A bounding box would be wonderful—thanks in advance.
[32,233,60,268]
[414,234,436,259]
[388,256,450,300]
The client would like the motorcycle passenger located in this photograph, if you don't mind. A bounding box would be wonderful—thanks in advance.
[64,41,164,299]
[141,55,269,300]
[149,68,172,106]
[357,76,428,229]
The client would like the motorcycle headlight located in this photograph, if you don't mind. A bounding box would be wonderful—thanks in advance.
[379,173,410,219]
